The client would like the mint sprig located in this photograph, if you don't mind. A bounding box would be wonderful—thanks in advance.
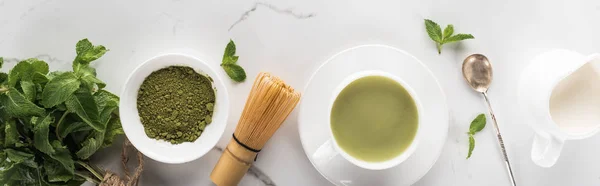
[221,39,246,82]
[424,19,474,54]
[0,39,123,185]
[467,113,486,159]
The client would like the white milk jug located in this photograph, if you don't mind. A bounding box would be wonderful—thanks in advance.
[518,49,600,167]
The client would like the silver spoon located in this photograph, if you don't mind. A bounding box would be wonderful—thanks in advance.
[462,54,517,186]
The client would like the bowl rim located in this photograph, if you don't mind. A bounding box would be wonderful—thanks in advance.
[119,53,229,164]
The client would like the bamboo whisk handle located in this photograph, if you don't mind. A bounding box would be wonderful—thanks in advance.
[210,139,258,186]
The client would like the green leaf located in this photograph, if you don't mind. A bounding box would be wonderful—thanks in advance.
[57,121,92,140]
[32,113,55,155]
[20,80,36,102]
[0,57,3,69]
[94,90,119,110]
[7,61,31,87]
[44,157,73,182]
[424,19,474,54]
[73,39,107,65]
[424,19,442,43]
[76,132,103,159]
[223,56,239,65]
[0,73,7,84]
[98,105,117,126]
[32,72,49,84]
[4,119,20,147]
[467,134,475,159]
[443,24,454,39]
[4,149,37,168]
[40,72,81,108]
[469,114,486,134]
[47,141,74,179]
[65,89,101,131]
[7,59,49,87]
[0,150,5,164]
[23,58,50,76]
[81,76,106,91]
[466,114,486,159]
[443,33,475,43]
[222,64,246,82]
[47,71,65,81]
[2,87,45,117]
[222,39,237,64]
[75,39,93,56]
[102,117,123,148]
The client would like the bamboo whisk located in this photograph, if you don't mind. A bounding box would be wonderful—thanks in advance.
[210,72,301,186]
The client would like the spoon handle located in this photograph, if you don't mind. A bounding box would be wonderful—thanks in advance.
[482,92,517,186]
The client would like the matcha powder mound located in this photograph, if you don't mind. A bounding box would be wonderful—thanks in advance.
[137,66,216,144]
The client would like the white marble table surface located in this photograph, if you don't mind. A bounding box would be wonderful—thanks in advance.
[2,0,600,185]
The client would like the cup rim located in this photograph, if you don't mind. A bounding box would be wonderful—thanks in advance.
[327,70,422,170]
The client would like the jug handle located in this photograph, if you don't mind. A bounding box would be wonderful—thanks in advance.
[531,132,564,167]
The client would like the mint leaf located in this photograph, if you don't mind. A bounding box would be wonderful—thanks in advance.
[23,58,49,76]
[444,34,475,43]
[4,119,20,147]
[424,19,442,43]
[469,114,486,134]
[222,64,246,82]
[40,72,81,108]
[223,39,237,63]
[79,66,106,90]
[2,87,45,117]
[443,24,454,39]
[102,117,123,148]
[57,121,92,140]
[466,113,486,159]
[7,59,49,87]
[47,141,74,177]
[76,131,103,159]
[20,81,36,102]
[94,90,119,109]
[74,39,107,65]
[44,157,73,182]
[424,19,474,54]
[76,39,93,55]
[65,88,101,131]
[0,73,7,84]
[47,71,64,79]
[467,134,475,159]
[32,113,55,155]
[4,149,37,168]
[7,61,31,87]
[31,72,48,84]
[221,40,247,82]
[224,56,239,65]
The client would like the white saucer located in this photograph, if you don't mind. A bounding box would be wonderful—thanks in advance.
[298,45,449,186]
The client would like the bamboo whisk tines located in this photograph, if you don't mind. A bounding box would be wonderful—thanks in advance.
[210,72,301,186]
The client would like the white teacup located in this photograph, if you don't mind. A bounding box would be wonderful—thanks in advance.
[312,70,422,170]
[518,49,600,167]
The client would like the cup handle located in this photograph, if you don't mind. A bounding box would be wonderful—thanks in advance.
[312,139,339,167]
[531,132,565,167]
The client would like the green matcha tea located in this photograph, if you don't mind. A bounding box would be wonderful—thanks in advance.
[330,76,418,162]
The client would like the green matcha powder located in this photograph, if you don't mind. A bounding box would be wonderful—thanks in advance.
[137,66,216,144]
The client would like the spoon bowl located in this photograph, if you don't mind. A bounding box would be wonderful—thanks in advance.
[462,54,493,93]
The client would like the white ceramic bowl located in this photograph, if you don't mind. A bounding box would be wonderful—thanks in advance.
[120,53,229,164]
